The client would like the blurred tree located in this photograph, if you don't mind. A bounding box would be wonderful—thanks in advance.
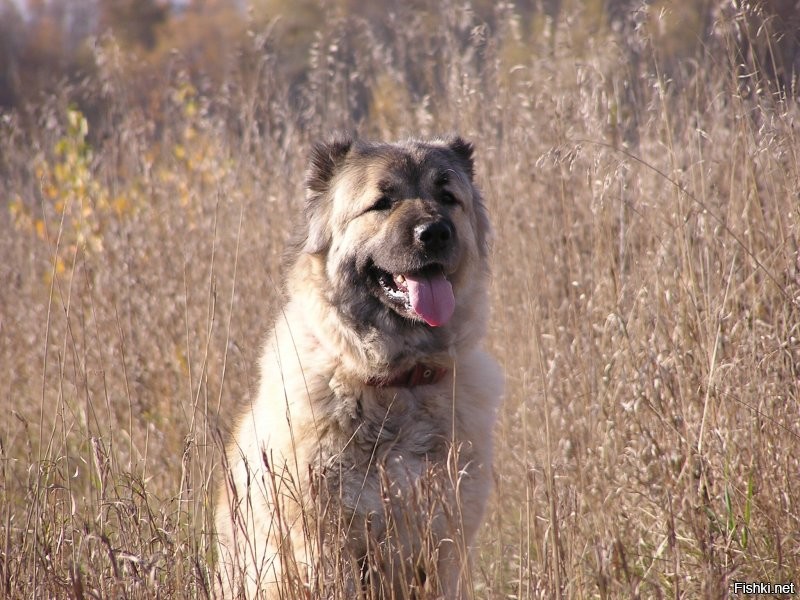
[0,2,24,108]
[250,0,328,82]
[99,0,169,50]
[731,0,800,96]
[10,0,68,99]
[646,1,710,65]
[147,1,246,84]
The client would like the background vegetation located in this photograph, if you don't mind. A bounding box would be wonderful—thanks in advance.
[1,0,799,597]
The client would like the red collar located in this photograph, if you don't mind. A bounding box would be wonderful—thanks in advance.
[367,364,449,388]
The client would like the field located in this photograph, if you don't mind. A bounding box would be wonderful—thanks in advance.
[1,3,799,598]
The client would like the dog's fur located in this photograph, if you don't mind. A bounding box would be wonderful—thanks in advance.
[215,136,502,599]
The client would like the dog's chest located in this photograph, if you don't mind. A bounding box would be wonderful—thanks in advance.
[315,385,455,510]
[338,387,449,458]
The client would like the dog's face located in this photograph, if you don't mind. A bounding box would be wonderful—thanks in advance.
[300,136,491,339]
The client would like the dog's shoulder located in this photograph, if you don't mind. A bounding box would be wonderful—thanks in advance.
[458,348,504,402]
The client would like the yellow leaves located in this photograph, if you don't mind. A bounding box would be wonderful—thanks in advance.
[8,196,47,242]
[163,111,227,205]
[179,181,191,207]
[55,256,66,276]
[66,106,89,139]
[174,345,189,377]
[53,162,68,183]
[8,195,25,220]
[184,101,198,119]
[113,196,130,216]
[173,82,199,119]
[9,195,35,235]
[86,232,104,254]
[43,255,67,287]
[11,108,142,284]
[13,94,232,290]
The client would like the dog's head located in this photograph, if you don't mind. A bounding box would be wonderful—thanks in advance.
[298,135,491,344]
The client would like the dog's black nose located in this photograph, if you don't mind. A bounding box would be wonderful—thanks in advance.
[415,220,454,252]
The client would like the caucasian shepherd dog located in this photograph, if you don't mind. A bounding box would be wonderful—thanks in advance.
[216,136,503,599]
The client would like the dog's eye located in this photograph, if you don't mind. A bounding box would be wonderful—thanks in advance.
[441,190,458,205]
[370,195,392,211]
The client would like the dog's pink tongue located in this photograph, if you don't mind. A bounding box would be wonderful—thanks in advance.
[404,271,455,327]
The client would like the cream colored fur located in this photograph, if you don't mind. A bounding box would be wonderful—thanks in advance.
[215,138,502,599]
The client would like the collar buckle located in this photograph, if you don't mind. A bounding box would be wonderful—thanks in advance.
[367,364,448,388]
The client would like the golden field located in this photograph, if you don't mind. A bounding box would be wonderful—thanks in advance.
[1,2,798,598]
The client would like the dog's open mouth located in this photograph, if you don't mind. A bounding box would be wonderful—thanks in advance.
[374,265,455,327]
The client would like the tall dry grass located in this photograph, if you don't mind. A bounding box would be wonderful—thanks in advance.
[1,3,799,598]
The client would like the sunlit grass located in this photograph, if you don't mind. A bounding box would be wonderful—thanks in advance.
[1,4,798,598]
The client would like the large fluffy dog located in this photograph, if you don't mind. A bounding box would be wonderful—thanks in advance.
[216,136,502,599]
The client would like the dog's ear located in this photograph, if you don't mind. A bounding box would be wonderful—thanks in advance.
[445,136,475,181]
[444,136,490,256]
[306,135,353,195]
[303,134,353,254]
[473,190,492,258]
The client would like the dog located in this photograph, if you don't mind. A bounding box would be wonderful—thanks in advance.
[215,136,503,599]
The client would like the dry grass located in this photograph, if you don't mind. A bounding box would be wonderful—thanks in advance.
[1,3,799,599]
